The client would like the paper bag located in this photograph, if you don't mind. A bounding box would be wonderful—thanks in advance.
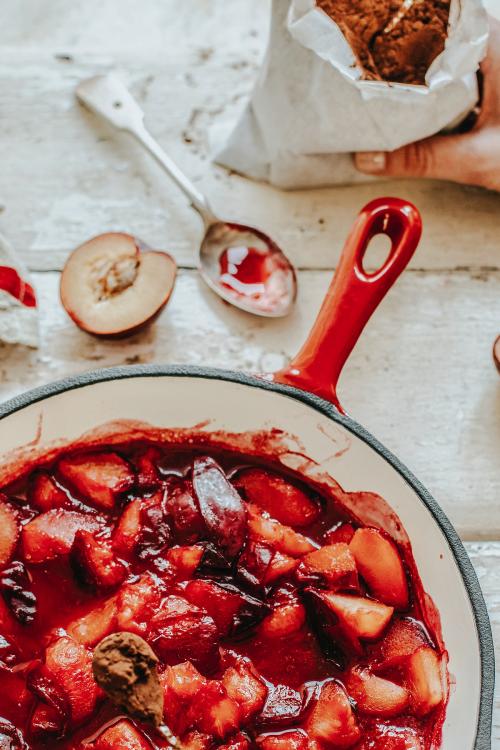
[216,0,489,188]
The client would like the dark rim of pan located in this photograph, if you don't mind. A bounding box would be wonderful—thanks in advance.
[0,364,494,750]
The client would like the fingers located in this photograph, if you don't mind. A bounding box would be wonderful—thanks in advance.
[354,131,491,186]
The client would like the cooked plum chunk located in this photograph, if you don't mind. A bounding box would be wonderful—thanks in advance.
[71,530,128,590]
[58,451,134,510]
[28,473,68,512]
[346,666,409,717]
[247,505,316,557]
[193,457,247,560]
[112,498,142,556]
[150,594,219,672]
[405,646,444,716]
[166,478,206,543]
[257,730,308,750]
[0,444,445,750]
[350,528,409,609]
[370,618,429,671]
[44,636,101,726]
[183,579,268,637]
[296,543,358,590]
[222,657,267,722]
[0,562,37,625]
[137,491,171,560]
[22,510,102,564]
[234,468,320,527]
[90,720,152,749]
[0,498,20,567]
[305,680,360,748]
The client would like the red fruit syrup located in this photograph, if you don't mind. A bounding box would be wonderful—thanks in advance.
[0,440,447,750]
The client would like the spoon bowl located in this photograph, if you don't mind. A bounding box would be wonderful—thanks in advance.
[76,74,297,318]
[200,221,296,317]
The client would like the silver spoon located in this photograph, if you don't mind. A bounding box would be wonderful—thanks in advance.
[76,74,297,318]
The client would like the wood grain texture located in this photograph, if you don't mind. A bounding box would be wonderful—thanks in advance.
[1,1,500,272]
[466,542,500,745]
[0,268,497,540]
[0,1,499,738]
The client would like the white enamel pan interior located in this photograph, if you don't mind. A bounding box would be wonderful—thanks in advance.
[0,199,493,749]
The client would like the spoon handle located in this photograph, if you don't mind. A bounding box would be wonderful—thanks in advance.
[76,74,215,225]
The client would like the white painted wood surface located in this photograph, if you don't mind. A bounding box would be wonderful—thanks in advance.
[0,0,499,740]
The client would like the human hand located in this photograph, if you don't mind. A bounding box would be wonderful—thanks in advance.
[354,16,500,192]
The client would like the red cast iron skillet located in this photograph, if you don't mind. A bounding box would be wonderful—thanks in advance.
[0,197,494,749]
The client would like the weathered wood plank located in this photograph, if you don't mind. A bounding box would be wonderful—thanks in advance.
[465,541,499,744]
[0,268,498,540]
[1,0,500,272]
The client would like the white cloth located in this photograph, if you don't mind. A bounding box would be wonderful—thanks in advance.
[216,0,489,188]
[0,233,39,348]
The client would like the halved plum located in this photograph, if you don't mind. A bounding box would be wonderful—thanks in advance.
[257,682,308,728]
[234,468,320,527]
[57,452,135,511]
[350,528,409,609]
[22,510,102,564]
[60,233,176,339]
[193,457,247,560]
[345,666,409,717]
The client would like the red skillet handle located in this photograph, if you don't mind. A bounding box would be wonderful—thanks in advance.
[274,197,422,412]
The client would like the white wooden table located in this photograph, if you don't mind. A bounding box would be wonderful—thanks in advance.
[1,0,499,742]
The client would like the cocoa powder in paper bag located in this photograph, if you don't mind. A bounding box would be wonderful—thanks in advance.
[215,0,489,188]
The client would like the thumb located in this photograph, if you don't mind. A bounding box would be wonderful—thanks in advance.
[354,132,482,185]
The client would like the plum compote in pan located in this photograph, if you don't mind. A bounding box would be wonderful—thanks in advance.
[0,439,446,750]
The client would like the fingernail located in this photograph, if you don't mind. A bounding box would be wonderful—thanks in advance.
[355,151,387,174]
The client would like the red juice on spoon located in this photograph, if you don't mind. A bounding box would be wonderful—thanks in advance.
[217,226,295,315]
